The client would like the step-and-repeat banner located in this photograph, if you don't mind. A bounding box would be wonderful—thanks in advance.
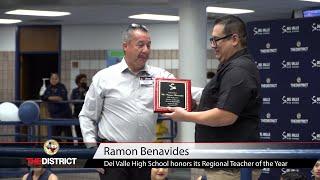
[247,17,320,180]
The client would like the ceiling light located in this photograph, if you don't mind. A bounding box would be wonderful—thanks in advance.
[0,19,22,24]
[300,0,320,2]
[129,14,179,21]
[6,9,71,17]
[206,7,254,14]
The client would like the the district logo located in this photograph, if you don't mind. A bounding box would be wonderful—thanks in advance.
[290,41,308,52]
[290,113,308,124]
[43,139,59,156]
[260,112,277,124]
[266,43,270,48]
[260,43,277,54]
[290,77,308,88]
[261,78,277,88]
[296,41,301,47]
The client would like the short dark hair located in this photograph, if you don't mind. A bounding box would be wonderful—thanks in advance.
[75,74,87,84]
[50,72,59,77]
[214,15,247,47]
[280,171,307,180]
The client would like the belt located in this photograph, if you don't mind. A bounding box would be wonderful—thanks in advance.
[97,137,117,143]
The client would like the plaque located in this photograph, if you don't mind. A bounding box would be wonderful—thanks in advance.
[154,78,192,113]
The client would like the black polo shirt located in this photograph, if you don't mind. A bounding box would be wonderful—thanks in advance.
[195,48,262,142]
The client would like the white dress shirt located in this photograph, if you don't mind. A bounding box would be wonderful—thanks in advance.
[79,58,202,147]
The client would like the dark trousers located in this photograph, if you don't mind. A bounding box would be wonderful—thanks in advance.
[99,168,150,180]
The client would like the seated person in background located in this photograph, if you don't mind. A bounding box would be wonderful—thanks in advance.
[70,73,88,140]
[280,171,307,180]
[312,160,320,180]
[41,73,72,140]
[151,168,168,180]
[22,167,58,180]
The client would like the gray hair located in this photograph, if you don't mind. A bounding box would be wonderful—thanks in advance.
[122,23,149,43]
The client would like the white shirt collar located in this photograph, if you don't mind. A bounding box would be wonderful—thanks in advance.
[119,57,150,76]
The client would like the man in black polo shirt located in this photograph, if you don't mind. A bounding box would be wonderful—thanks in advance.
[163,15,262,180]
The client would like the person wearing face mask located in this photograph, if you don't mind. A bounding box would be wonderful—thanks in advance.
[71,74,89,118]
[70,74,88,141]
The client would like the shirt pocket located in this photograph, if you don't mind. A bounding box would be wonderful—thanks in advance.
[199,85,220,110]
[137,84,154,108]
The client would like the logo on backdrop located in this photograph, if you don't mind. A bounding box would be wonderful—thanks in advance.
[256,62,271,70]
[290,113,309,124]
[290,77,309,88]
[253,27,271,35]
[281,60,300,69]
[260,112,278,124]
[260,132,271,140]
[290,41,309,52]
[311,96,320,104]
[282,96,300,104]
[312,23,320,32]
[260,43,278,54]
[281,168,300,175]
[311,59,320,68]
[262,97,271,104]
[261,168,270,174]
[282,25,300,33]
[311,132,320,141]
[261,78,278,88]
[282,131,300,140]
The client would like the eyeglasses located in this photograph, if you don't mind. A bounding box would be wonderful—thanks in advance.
[209,34,233,47]
[127,23,149,32]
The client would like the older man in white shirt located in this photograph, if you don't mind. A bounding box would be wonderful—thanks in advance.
[79,23,202,180]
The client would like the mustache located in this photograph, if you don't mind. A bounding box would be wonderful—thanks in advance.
[138,54,149,58]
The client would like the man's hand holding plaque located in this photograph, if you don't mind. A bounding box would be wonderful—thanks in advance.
[153,78,192,113]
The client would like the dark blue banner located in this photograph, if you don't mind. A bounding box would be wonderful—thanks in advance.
[247,17,320,180]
